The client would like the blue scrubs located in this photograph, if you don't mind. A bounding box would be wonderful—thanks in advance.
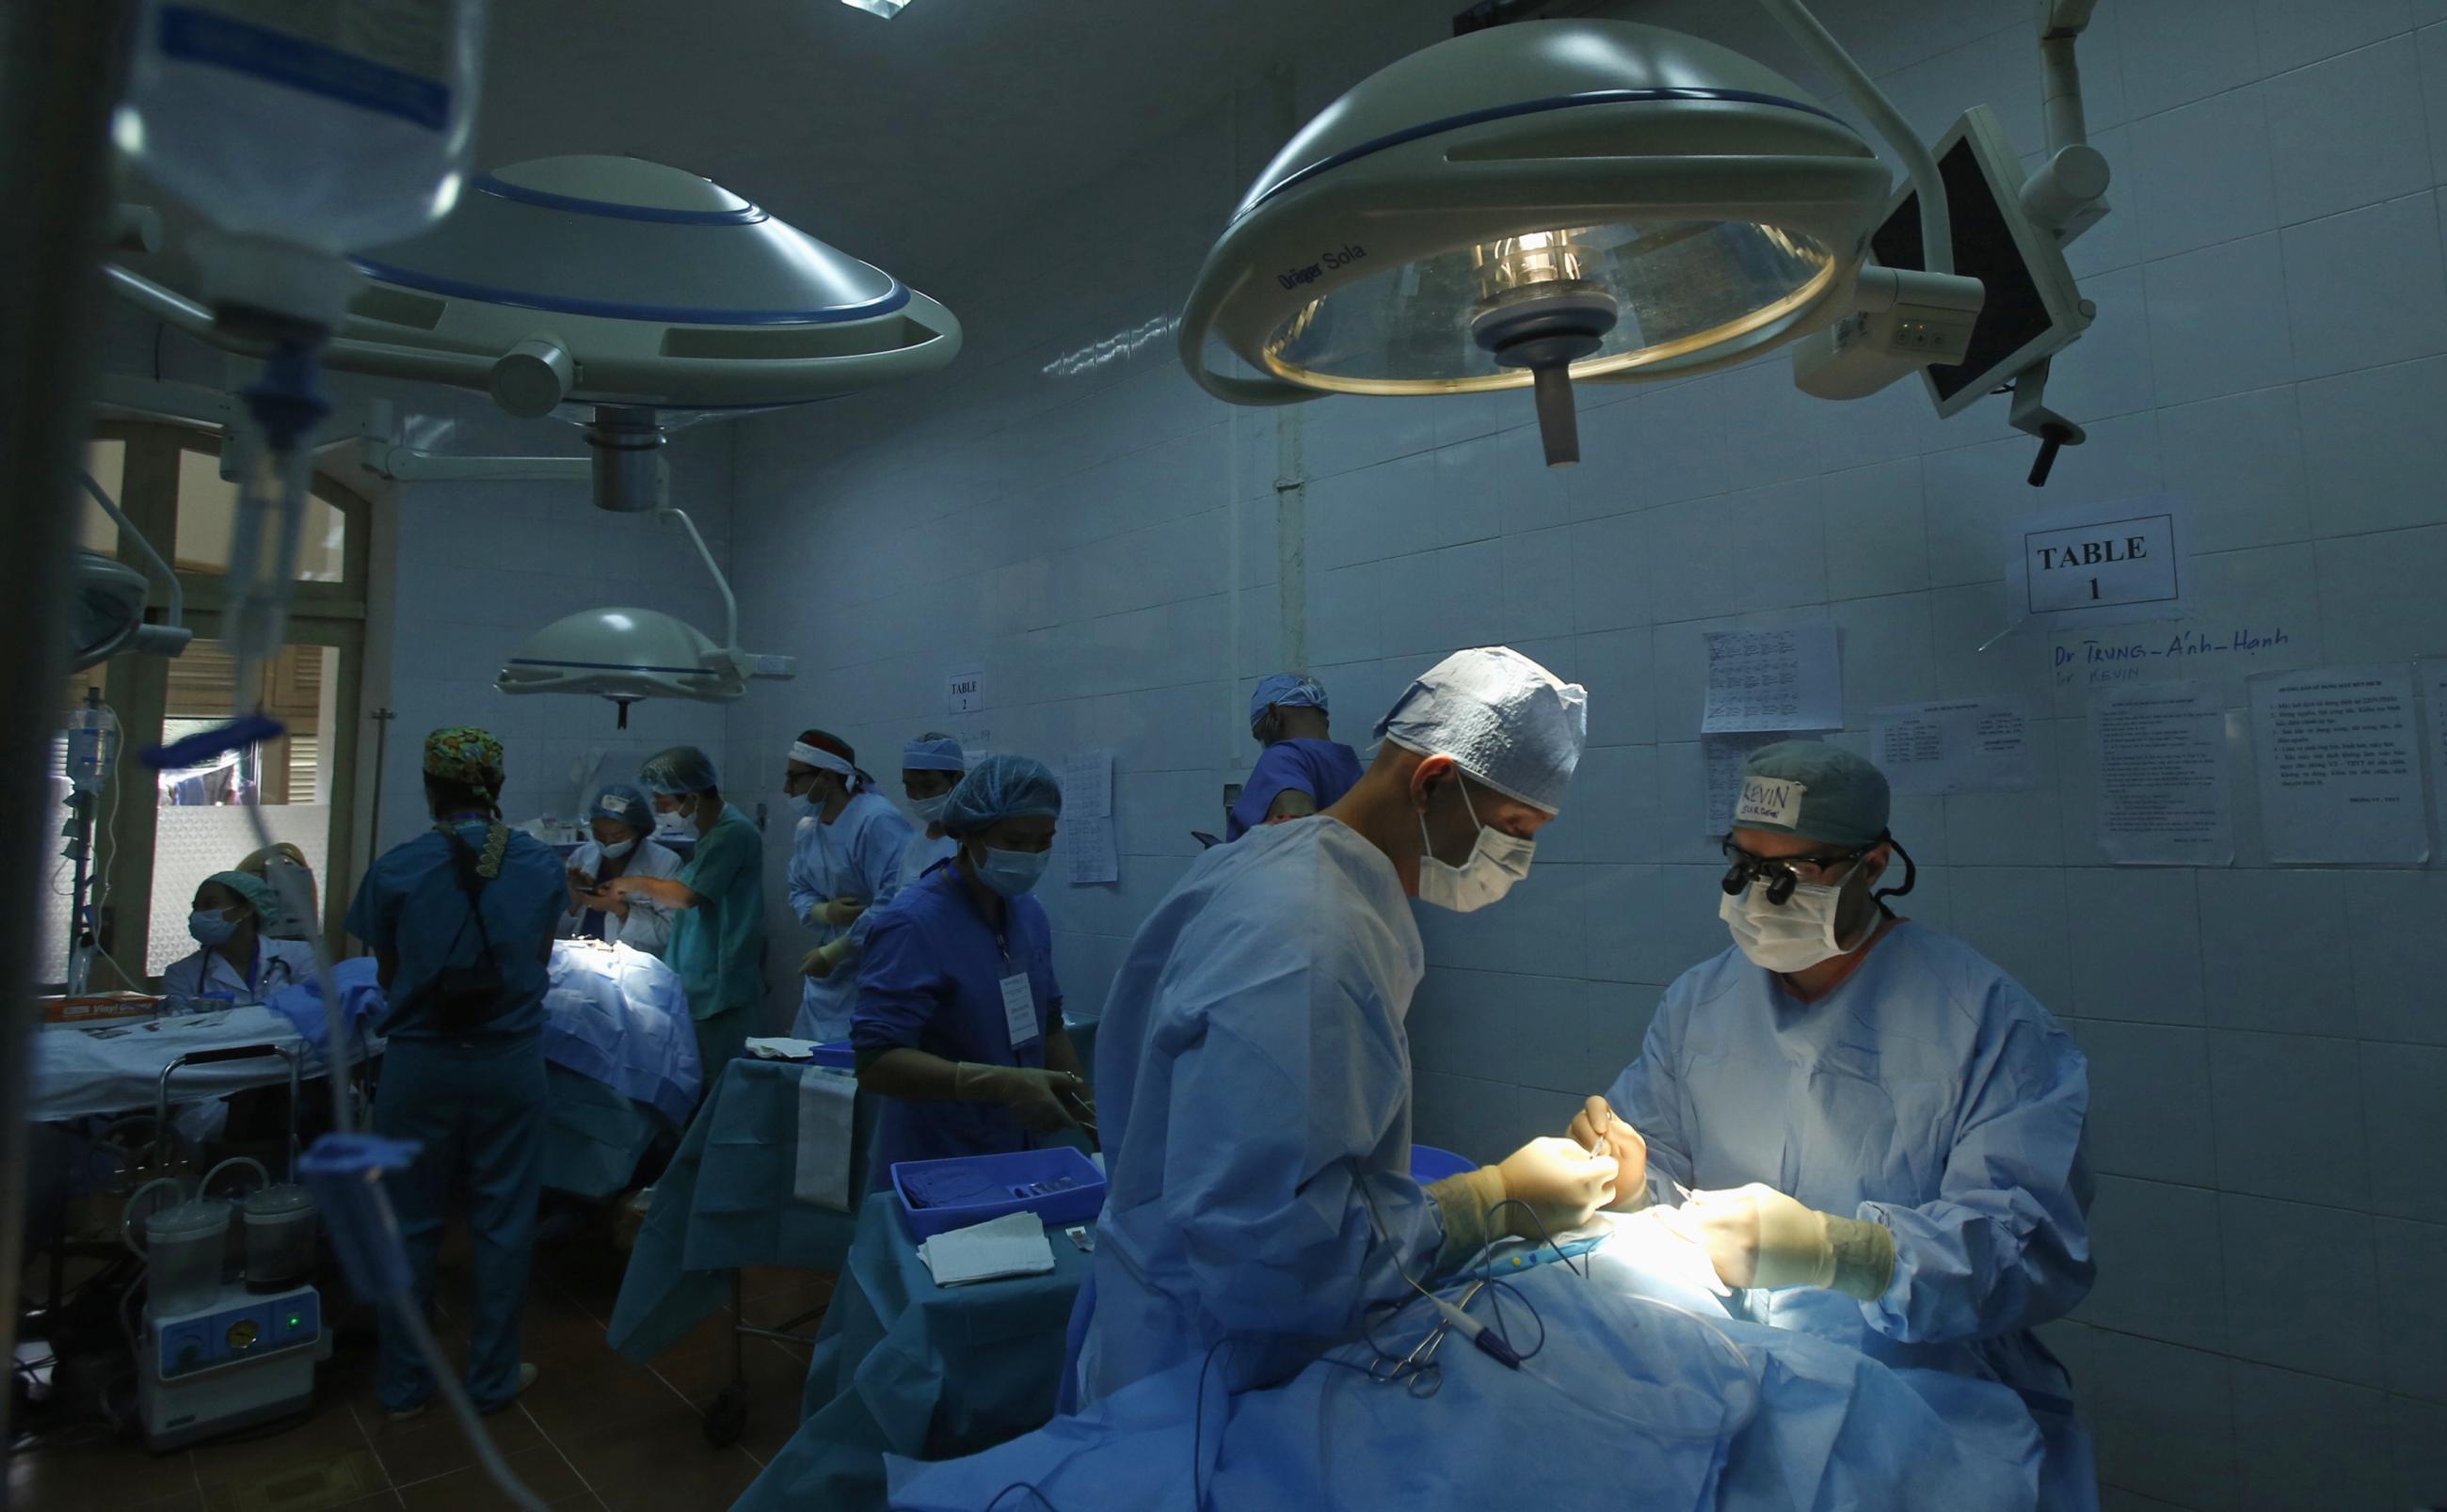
[789,790,914,1041]
[346,820,568,1414]
[1608,920,2097,1510]
[1076,819,1441,1403]
[666,804,766,1077]
[1225,739,1364,840]
[848,861,1062,1186]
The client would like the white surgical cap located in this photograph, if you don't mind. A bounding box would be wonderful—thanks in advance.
[903,733,967,773]
[1373,646,1588,815]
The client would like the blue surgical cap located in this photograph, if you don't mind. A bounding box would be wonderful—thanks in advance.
[639,745,719,795]
[903,733,968,773]
[1374,645,1588,815]
[1250,673,1328,733]
[938,753,1063,836]
[204,869,278,920]
[589,783,656,834]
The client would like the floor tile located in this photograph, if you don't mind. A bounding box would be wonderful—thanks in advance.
[354,1399,546,1489]
[8,1440,200,1510]
[557,1414,763,1512]
[394,1443,594,1511]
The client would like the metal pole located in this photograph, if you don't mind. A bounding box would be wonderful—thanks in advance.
[0,0,140,1447]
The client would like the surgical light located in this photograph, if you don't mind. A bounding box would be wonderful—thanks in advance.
[493,505,793,726]
[1178,12,1985,467]
[106,154,961,512]
[840,0,913,14]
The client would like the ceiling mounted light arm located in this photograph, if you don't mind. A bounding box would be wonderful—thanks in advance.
[75,470,191,662]
[1752,0,1951,279]
[656,504,737,653]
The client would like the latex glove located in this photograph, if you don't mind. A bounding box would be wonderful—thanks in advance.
[1493,1136,1618,1237]
[1664,1183,1895,1298]
[1567,1095,1650,1209]
[954,1063,1090,1135]
[566,868,595,911]
[798,938,851,979]
[817,896,868,928]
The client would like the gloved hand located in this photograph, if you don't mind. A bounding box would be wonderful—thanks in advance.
[954,1063,1092,1135]
[1493,1136,1619,1236]
[1664,1183,1896,1299]
[799,938,851,979]
[818,896,867,928]
[1567,1095,1650,1209]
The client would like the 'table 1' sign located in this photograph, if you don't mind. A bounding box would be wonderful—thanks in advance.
[2002,495,2190,632]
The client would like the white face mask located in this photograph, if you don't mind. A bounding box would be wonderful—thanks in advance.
[1415,777,1534,914]
[600,837,637,860]
[974,846,1050,898]
[787,790,816,819]
[1719,880,1847,972]
[910,792,952,825]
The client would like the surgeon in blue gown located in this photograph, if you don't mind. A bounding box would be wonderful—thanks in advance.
[1076,647,1618,1405]
[347,726,568,1419]
[1574,740,2097,1510]
[850,754,1093,1185]
[1226,673,1364,841]
[784,730,915,1042]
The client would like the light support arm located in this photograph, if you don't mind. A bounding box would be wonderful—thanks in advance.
[2024,0,2111,244]
[656,506,738,652]
[78,471,191,657]
[1754,0,1953,277]
[358,442,591,484]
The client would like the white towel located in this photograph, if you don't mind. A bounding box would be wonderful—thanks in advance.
[917,1211,1057,1287]
[792,1065,857,1212]
[746,1036,819,1060]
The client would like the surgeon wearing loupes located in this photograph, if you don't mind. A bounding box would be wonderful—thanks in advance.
[1574,741,2096,1510]
[850,754,1093,1186]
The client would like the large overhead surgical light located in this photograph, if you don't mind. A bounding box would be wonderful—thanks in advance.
[1179,7,2009,467]
[107,153,962,510]
[493,505,792,726]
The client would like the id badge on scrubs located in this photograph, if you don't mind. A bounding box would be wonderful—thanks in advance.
[999,970,1040,1051]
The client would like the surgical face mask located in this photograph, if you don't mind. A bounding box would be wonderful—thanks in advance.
[909,791,953,825]
[600,837,637,861]
[1415,778,1535,914]
[1719,880,1847,973]
[188,909,240,947]
[973,846,1050,899]
[787,790,816,819]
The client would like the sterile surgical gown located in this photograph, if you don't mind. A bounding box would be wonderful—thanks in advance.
[789,791,915,1042]
[1224,738,1364,841]
[1077,818,1443,1404]
[1607,920,2098,1510]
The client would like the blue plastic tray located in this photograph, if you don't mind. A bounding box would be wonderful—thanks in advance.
[1409,1143,1470,1185]
[890,1146,1107,1241]
[807,1040,856,1070]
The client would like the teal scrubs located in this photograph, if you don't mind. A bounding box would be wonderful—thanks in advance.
[346,820,567,1415]
[667,804,765,1078]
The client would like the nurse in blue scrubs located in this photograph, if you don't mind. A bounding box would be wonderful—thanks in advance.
[850,754,1093,1185]
[346,726,568,1419]
[1227,673,1363,841]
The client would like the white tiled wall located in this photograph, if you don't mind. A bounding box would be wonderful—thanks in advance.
[715,2,2446,1505]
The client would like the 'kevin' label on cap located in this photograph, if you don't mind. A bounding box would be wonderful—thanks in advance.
[1735,776,1806,829]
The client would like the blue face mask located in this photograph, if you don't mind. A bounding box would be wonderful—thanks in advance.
[974,846,1050,898]
[189,909,240,947]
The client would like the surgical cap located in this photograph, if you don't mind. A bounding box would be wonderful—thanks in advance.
[904,733,967,773]
[205,869,278,920]
[937,753,1063,836]
[589,783,656,834]
[1733,740,1891,848]
[1249,673,1328,732]
[1373,646,1588,815]
[424,725,504,803]
[640,745,720,795]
